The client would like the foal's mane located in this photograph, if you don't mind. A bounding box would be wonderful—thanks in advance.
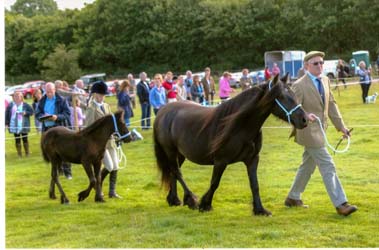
[209,80,283,154]
[79,111,122,136]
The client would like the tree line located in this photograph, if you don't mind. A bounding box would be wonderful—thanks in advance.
[5,0,379,83]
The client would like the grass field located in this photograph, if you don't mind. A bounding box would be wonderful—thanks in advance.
[5,81,379,248]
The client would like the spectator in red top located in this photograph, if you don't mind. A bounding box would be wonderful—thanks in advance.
[264,66,271,80]
[162,71,177,103]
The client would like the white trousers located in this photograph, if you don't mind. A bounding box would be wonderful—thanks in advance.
[288,146,348,207]
[102,147,119,172]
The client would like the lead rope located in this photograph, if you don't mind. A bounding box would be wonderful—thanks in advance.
[315,116,351,153]
[111,114,130,169]
[116,144,127,169]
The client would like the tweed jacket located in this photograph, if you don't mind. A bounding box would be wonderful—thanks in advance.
[85,99,116,150]
[201,76,215,102]
[290,74,345,147]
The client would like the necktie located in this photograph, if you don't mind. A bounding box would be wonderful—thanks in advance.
[100,105,106,114]
[316,78,324,103]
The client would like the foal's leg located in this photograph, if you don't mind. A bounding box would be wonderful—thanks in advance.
[51,160,70,204]
[49,165,58,199]
[77,162,99,202]
[199,164,227,212]
[93,161,104,202]
[245,155,271,216]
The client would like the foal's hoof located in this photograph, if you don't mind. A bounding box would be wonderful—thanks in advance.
[183,194,199,210]
[253,208,272,216]
[49,193,57,200]
[78,191,90,202]
[95,196,105,203]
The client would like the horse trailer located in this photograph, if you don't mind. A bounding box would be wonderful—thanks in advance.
[264,50,305,80]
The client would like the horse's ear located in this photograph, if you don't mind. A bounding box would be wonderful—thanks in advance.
[280,72,290,84]
[115,110,124,121]
[272,73,279,85]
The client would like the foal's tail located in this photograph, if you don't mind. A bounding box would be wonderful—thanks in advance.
[40,133,50,163]
[153,128,172,189]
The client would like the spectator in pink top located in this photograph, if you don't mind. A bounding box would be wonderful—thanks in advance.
[219,71,235,102]
[272,63,281,76]
[69,98,85,130]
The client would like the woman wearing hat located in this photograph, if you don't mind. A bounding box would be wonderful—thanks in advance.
[85,81,122,198]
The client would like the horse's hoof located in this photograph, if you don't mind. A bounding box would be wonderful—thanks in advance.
[167,196,182,207]
[49,194,57,200]
[199,204,213,212]
[183,194,199,210]
[253,208,272,216]
[60,196,70,204]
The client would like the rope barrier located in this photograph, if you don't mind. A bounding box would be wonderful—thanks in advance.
[4,77,378,141]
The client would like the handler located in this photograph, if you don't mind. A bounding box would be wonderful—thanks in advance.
[85,81,122,198]
[285,51,357,216]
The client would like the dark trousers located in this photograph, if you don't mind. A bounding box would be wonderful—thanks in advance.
[360,83,371,103]
[140,102,151,129]
[14,133,28,144]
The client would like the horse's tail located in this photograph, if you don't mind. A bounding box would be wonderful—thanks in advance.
[40,132,50,163]
[153,127,171,189]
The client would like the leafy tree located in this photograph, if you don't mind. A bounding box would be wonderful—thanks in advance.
[11,0,58,17]
[42,44,82,83]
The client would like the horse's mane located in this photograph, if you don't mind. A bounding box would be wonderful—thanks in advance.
[209,81,282,155]
[79,111,123,136]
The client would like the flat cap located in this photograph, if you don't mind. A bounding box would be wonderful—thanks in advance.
[304,51,325,62]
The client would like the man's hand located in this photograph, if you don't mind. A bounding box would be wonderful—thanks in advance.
[341,127,353,139]
[307,113,318,122]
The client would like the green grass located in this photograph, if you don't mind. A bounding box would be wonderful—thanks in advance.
[5,82,379,248]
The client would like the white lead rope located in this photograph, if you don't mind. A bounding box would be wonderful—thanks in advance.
[314,116,351,153]
[116,145,127,169]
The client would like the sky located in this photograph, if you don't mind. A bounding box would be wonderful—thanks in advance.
[4,0,95,10]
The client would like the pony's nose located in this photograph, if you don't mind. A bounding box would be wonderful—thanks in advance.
[302,116,309,127]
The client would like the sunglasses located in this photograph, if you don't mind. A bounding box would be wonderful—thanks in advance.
[311,61,324,66]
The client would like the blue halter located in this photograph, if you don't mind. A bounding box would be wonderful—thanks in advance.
[111,114,131,140]
[268,80,302,124]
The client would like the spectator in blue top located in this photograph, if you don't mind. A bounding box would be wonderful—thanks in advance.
[190,74,205,104]
[149,73,167,115]
[117,80,134,126]
[184,70,193,100]
[357,61,371,103]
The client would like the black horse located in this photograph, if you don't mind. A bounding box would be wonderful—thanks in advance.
[153,74,308,216]
[41,111,132,204]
